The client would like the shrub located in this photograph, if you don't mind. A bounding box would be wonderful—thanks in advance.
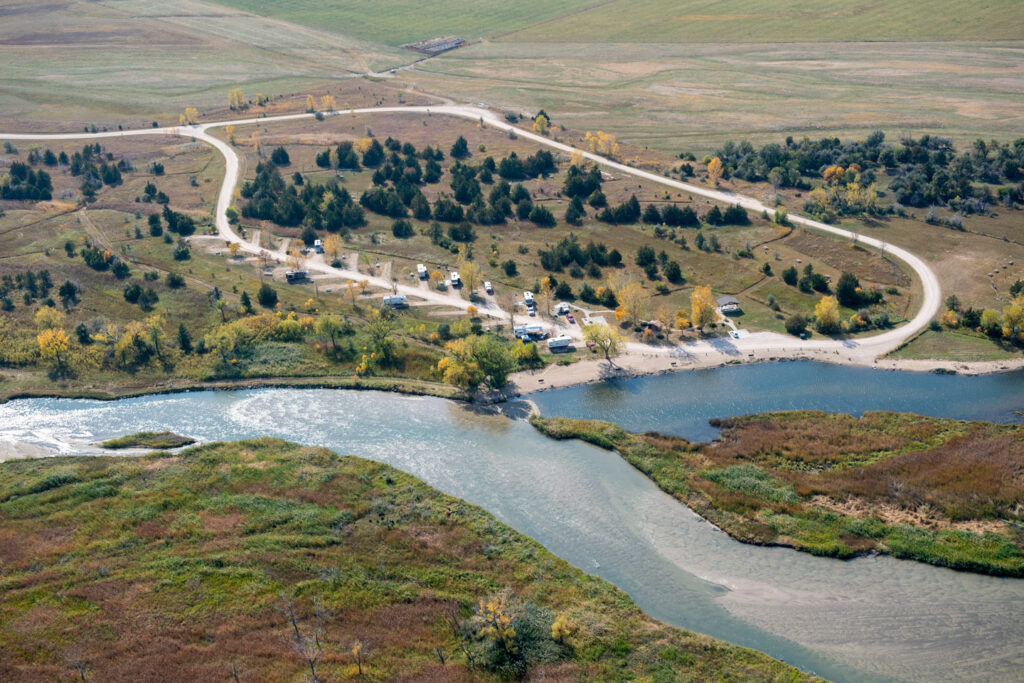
[785,314,808,336]
[257,283,278,308]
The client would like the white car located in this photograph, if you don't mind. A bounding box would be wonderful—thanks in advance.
[484,281,493,294]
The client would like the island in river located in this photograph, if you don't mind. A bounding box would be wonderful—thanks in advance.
[532,410,1024,576]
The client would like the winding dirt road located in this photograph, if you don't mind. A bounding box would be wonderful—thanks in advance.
[1,105,942,366]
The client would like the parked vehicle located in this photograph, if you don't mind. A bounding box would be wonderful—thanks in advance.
[417,264,428,279]
[285,270,309,283]
[382,295,408,308]
[484,281,493,294]
[450,272,462,288]
[313,239,324,254]
[514,324,547,340]
[566,313,575,324]
[547,335,573,351]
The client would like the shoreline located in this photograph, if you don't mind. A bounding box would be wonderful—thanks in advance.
[498,348,1024,398]
[2,347,1022,410]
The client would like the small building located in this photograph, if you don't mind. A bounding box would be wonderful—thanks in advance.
[716,295,741,314]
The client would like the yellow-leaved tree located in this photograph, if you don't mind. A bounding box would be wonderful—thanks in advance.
[34,306,66,330]
[286,247,306,272]
[613,280,650,326]
[583,322,623,364]
[690,284,717,331]
[532,114,549,135]
[37,327,70,373]
[456,255,482,299]
[183,107,199,125]
[323,234,343,262]
[320,94,336,112]
[706,157,723,186]
[814,295,841,334]
[305,94,316,112]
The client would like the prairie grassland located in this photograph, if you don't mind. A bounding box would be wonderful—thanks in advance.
[212,0,600,46]
[407,40,1024,154]
[0,0,409,131]
[500,0,1024,43]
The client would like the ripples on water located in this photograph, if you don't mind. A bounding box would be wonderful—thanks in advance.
[1,369,1022,682]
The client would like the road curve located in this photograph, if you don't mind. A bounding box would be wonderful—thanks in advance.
[1,106,942,363]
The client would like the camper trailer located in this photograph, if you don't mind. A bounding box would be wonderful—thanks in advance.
[416,264,428,279]
[547,335,573,352]
[382,295,408,309]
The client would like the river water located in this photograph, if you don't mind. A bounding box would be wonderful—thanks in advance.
[1,364,1022,682]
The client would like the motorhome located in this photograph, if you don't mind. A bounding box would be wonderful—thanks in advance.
[382,295,408,308]
[285,270,309,283]
[416,264,428,279]
[450,272,462,288]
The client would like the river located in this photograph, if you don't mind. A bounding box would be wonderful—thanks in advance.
[0,364,1022,682]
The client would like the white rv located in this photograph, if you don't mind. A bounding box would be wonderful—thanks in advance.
[547,335,573,351]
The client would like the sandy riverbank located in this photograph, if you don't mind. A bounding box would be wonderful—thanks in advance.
[0,441,59,463]
[502,348,1024,397]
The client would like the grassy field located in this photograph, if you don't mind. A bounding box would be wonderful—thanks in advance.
[407,40,1024,154]
[0,438,816,681]
[212,0,600,46]
[500,0,1024,43]
[889,329,1024,362]
[532,412,1024,576]
[0,0,410,131]
[0,1,1019,158]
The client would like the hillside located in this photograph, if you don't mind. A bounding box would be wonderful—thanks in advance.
[532,411,1024,576]
[0,439,815,681]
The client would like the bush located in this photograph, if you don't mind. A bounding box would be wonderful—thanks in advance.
[270,146,290,166]
[391,219,414,238]
[781,266,798,286]
[502,260,517,276]
[257,283,278,308]
[785,314,808,336]
[166,272,185,289]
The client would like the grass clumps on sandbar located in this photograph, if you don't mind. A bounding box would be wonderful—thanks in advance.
[99,431,196,449]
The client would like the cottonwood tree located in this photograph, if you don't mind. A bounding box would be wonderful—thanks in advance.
[286,248,306,272]
[37,328,70,373]
[457,256,482,298]
[532,114,549,135]
[582,322,623,364]
[585,130,618,157]
[814,295,841,333]
[227,88,245,109]
[323,234,343,262]
[305,94,316,112]
[614,281,650,325]
[320,95,336,112]
[690,284,717,331]
[707,157,723,186]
